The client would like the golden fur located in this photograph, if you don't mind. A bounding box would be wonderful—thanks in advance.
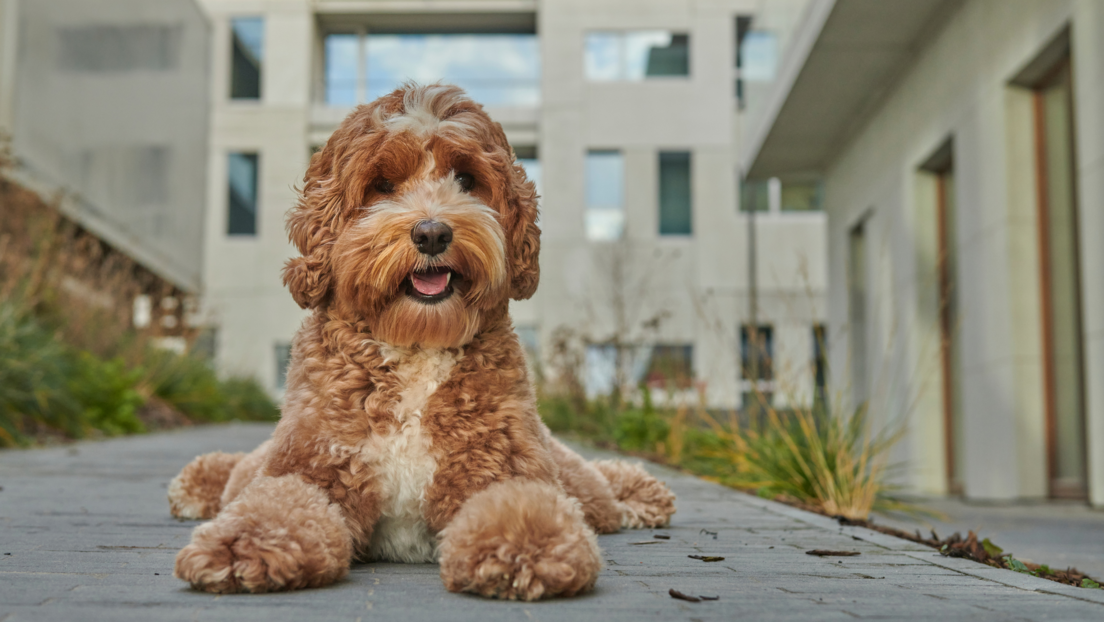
[169,83,675,600]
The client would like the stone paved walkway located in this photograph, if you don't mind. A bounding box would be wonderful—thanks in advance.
[2,423,1104,621]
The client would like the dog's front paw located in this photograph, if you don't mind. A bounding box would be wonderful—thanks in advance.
[439,480,602,601]
[174,475,353,593]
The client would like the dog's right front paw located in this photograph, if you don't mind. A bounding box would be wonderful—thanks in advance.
[174,475,354,593]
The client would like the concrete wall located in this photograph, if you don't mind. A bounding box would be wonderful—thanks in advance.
[9,0,210,291]
[821,0,1104,504]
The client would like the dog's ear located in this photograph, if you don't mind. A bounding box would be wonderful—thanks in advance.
[507,161,541,301]
[282,147,344,309]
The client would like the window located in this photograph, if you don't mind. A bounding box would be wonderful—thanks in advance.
[57,25,182,73]
[275,342,291,390]
[658,152,691,235]
[230,17,263,100]
[324,33,539,107]
[740,178,769,212]
[741,325,774,408]
[227,152,259,236]
[740,177,823,212]
[1032,54,1087,498]
[644,344,693,389]
[848,221,867,406]
[585,31,689,81]
[585,150,624,241]
[812,324,828,411]
[780,180,824,212]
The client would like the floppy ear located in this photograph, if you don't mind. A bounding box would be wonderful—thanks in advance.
[507,162,541,301]
[282,149,343,309]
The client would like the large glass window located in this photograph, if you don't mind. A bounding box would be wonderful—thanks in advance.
[230,17,263,100]
[227,152,259,236]
[323,33,539,107]
[658,151,691,235]
[585,31,689,81]
[585,150,624,241]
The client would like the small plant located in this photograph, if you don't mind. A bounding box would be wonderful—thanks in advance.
[1082,577,1101,589]
[700,399,907,521]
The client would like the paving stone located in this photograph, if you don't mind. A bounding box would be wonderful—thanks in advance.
[0,423,1102,621]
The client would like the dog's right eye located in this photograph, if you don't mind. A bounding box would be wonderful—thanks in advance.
[374,179,395,194]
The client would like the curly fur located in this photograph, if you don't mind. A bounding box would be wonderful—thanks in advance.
[439,479,602,600]
[169,83,675,600]
[168,451,244,519]
[593,460,677,528]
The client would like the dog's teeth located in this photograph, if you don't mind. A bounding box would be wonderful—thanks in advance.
[445,272,452,285]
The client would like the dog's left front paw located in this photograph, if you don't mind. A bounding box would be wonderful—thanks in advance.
[439,480,602,600]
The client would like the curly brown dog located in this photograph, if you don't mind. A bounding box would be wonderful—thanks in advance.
[168,83,676,600]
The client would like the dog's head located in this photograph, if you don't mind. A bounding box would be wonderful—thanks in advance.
[281,83,540,348]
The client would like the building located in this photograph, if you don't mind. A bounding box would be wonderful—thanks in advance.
[0,0,210,295]
[742,0,1104,506]
[192,0,828,409]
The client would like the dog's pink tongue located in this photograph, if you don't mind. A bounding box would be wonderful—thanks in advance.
[411,270,449,296]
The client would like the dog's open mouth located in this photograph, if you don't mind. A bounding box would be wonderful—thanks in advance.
[406,266,456,302]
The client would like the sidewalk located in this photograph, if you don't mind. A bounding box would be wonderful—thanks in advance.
[1,423,1102,621]
[875,497,1104,580]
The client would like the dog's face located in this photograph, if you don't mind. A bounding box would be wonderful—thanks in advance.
[281,84,540,349]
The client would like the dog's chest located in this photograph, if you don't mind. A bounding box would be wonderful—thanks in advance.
[363,346,458,563]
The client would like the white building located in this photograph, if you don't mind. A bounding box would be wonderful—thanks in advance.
[191,0,828,409]
[0,0,210,294]
[743,0,1104,505]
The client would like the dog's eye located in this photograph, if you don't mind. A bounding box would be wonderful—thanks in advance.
[374,179,395,194]
[455,173,475,192]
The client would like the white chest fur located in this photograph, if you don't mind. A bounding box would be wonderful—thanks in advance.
[363,346,458,563]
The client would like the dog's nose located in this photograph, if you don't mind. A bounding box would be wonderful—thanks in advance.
[411,220,453,256]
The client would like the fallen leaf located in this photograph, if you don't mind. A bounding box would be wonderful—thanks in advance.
[630,541,661,545]
[688,555,725,562]
[654,534,671,540]
[669,589,700,602]
[806,550,861,557]
[700,595,720,601]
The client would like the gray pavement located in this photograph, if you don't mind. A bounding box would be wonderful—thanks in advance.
[876,498,1104,580]
[2,423,1104,621]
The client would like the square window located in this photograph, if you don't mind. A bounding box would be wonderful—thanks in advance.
[644,344,693,389]
[781,180,824,212]
[230,17,263,100]
[585,31,690,81]
[740,178,769,212]
[659,151,691,235]
[585,150,624,241]
[227,152,258,236]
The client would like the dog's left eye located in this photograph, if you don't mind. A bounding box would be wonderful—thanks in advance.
[455,173,475,192]
[374,179,395,194]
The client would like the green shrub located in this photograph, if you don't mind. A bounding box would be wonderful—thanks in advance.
[68,353,145,437]
[0,303,82,445]
[142,349,277,423]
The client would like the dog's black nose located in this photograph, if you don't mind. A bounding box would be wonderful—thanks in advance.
[411,220,453,256]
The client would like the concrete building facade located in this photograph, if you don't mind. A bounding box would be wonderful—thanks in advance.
[0,0,211,293]
[192,0,829,409]
[743,0,1104,505]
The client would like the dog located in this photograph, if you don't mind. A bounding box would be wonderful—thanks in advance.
[167,83,676,600]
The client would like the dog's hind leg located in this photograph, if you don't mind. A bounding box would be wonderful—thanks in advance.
[592,459,677,529]
[547,437,622,534]
[168,451,246,520]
